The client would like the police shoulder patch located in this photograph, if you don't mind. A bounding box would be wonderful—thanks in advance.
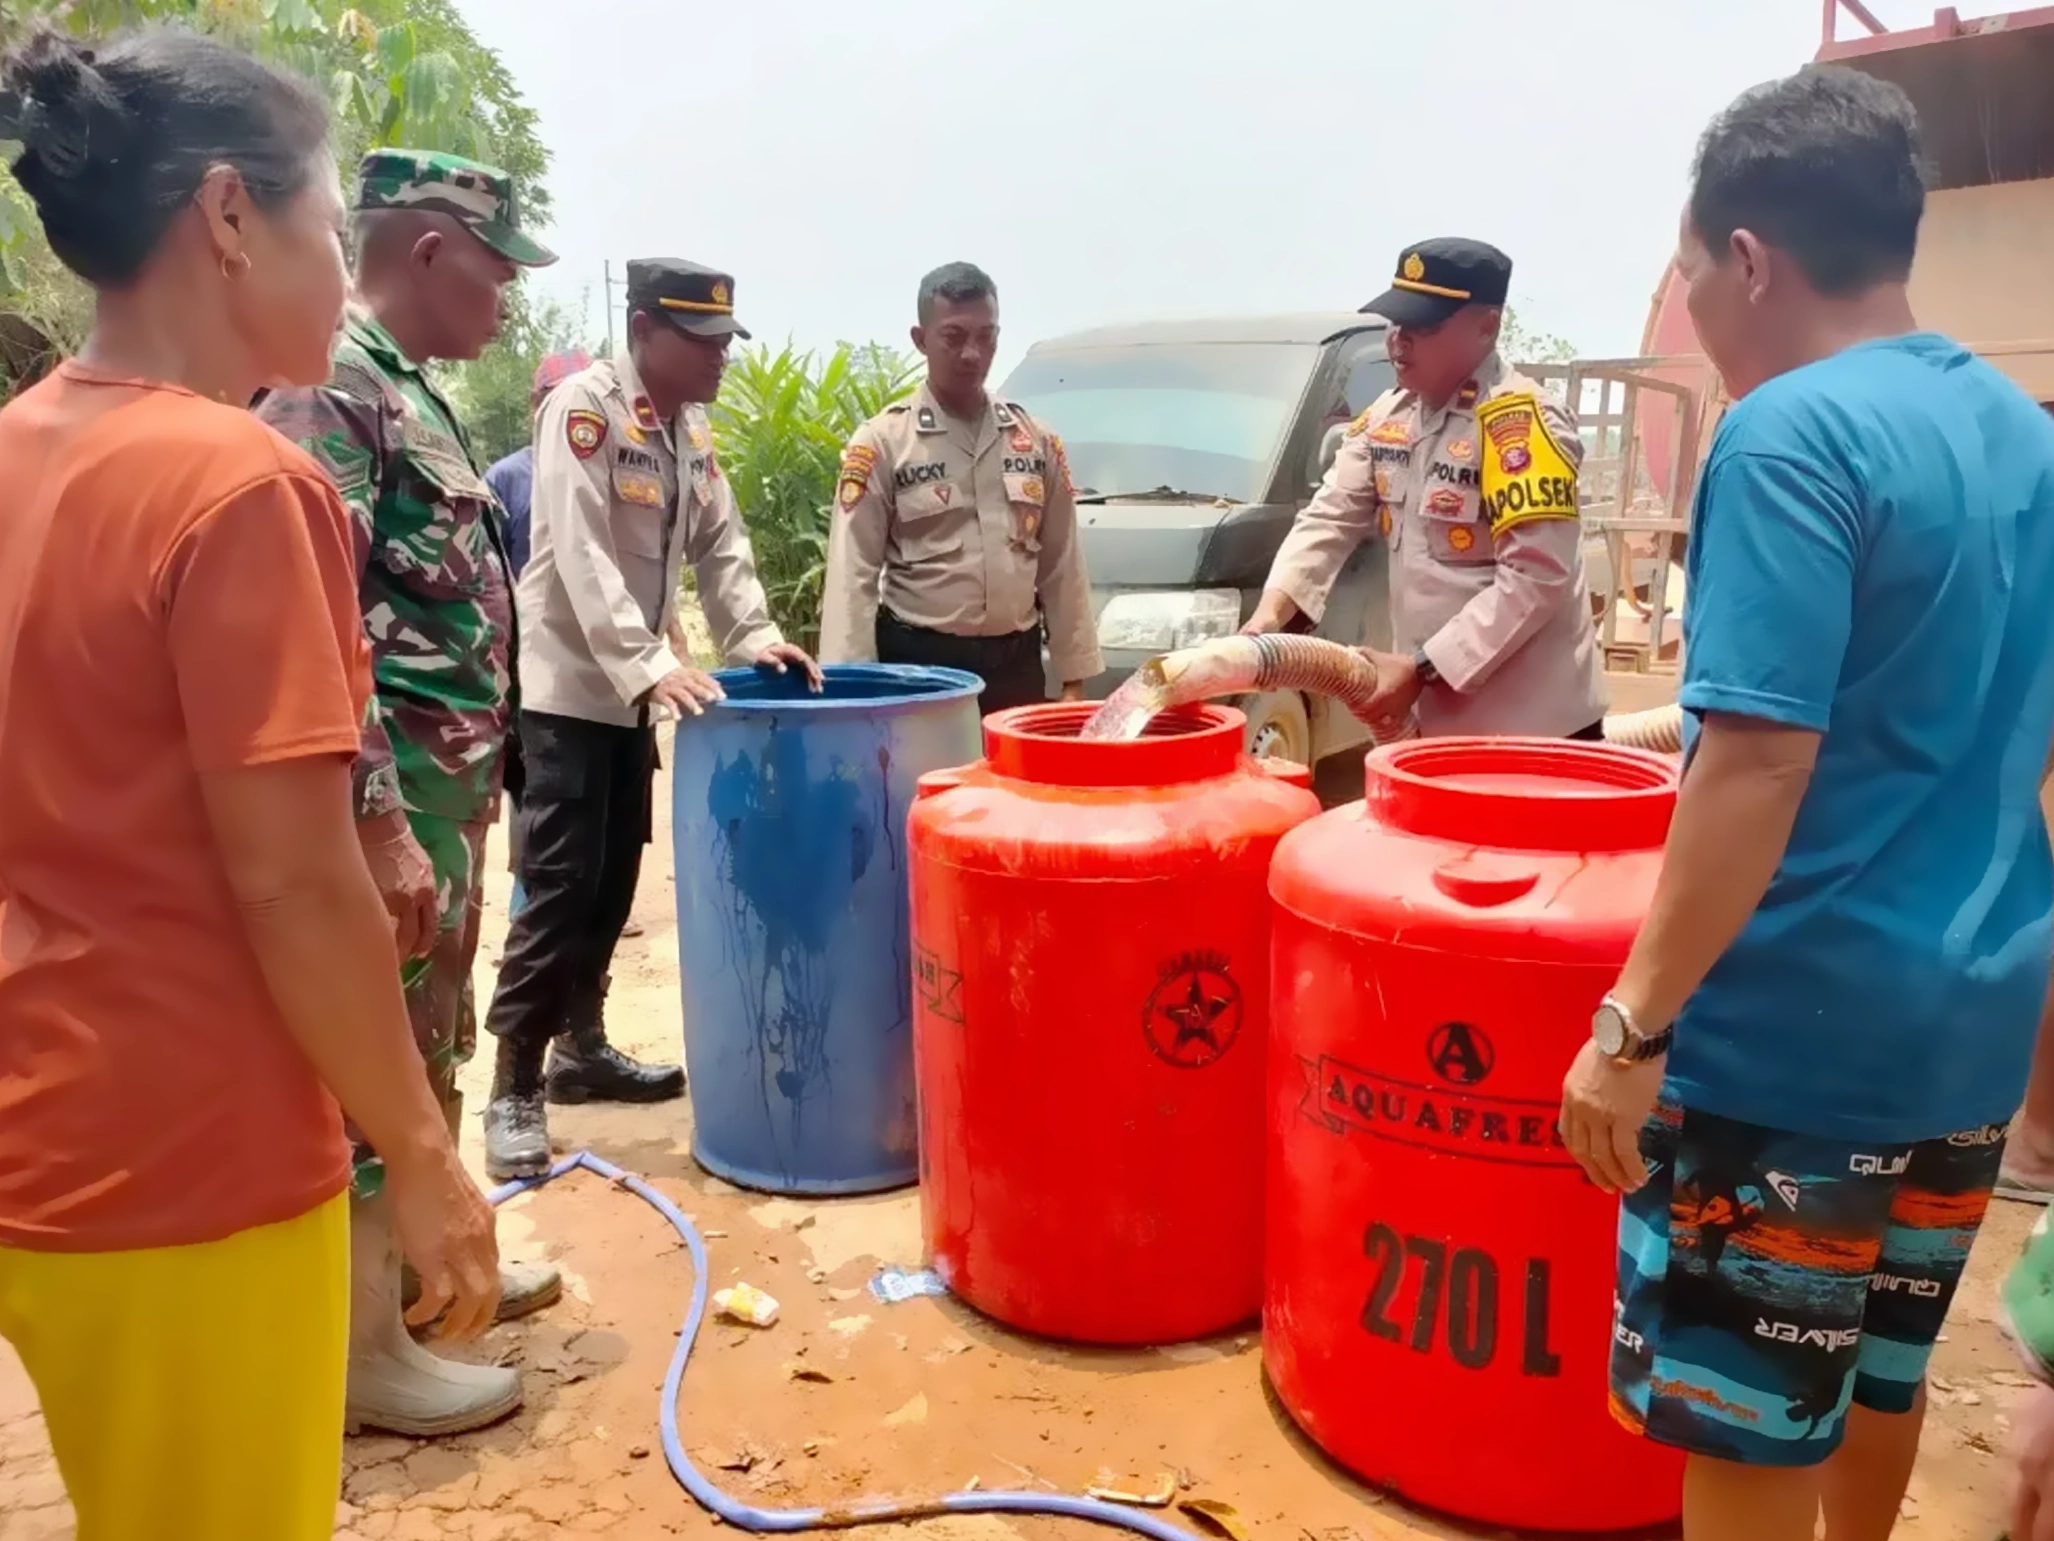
[838,441,880,511]
[1049,432,1075,497]
[566,409,608,461]
[1477,391,1578,535]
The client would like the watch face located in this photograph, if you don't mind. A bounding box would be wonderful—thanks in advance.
[1593,1004,1627,1058]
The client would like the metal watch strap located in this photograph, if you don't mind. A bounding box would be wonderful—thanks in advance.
[1623,1025,1674,1063]
[1412,647,1440,687]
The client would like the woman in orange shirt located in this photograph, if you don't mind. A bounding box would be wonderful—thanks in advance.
[0,27,501,1540]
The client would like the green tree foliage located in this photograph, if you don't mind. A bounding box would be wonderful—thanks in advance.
[0,0,553,407]
[1501,304,1580,365]
[708,342,921,651]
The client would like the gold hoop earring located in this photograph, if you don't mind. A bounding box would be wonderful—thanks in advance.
[220,252,252,282]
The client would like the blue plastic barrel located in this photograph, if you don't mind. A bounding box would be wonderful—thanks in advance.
[670,663,984,1194]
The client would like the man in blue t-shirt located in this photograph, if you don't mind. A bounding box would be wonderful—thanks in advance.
[1556,66,2054,1534]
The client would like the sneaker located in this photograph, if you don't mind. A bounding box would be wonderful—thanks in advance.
[483,1091,552,1183]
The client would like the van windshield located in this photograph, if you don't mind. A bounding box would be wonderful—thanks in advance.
[1000,341,1320,506]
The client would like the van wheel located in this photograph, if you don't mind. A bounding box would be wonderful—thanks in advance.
[1231,690,1311,765]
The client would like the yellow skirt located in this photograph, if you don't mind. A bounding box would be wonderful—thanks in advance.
[0,1193,349,1541]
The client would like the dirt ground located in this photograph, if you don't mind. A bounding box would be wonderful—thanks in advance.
[0,672,2034,1541]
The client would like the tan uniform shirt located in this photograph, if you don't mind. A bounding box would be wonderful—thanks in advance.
[518,353,783,727]
[1267,353,1605,737]
[818,385,1102,683]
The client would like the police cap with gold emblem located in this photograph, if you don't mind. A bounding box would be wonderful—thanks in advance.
[626,258,752,340]
[1362,238,1513,328]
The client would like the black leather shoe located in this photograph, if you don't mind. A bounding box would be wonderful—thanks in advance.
[544,1036,685,1105]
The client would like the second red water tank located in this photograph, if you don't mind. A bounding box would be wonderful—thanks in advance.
[909,703,1320,1343]
[1265,737,1684,1530]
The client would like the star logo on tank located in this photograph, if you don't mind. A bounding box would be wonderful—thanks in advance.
[1144,952,1243,1069]
[1425,1020,1495,1086]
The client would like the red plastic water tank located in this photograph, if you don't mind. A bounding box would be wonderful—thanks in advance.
[909,702,1320,1343]
[1265,737,1684,1531]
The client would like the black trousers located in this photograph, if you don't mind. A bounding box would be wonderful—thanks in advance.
[487,709,655,1076]
[876,608,1048,715]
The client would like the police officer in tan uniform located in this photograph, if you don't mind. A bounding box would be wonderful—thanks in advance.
[1247,239,1605,738]
[819,262,1101,710]
[482,258,820,1181]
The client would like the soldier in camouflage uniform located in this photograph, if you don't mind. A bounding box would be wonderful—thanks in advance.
[256,149,557,1441]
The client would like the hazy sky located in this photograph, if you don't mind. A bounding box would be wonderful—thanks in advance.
[456,0,1950,372]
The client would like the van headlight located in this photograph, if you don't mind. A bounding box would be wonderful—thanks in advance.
[1095,590,1242,652]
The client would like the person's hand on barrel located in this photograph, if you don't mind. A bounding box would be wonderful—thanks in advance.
[755,641,824,693]
[1558,1038,1663,1194]
[644,666,727,717]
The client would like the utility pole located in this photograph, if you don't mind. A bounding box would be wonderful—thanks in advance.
[602,260,626,357]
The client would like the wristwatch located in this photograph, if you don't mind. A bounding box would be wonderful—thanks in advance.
[1411,647,1441,688]
[1593,995,1672,1065]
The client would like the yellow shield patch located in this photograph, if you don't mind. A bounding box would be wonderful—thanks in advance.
[1477,393,1578,534]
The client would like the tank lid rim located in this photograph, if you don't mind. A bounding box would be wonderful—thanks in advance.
[700,662,985,713]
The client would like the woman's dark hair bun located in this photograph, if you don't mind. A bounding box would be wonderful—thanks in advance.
[3,30,132,180]
[0,24,329,289]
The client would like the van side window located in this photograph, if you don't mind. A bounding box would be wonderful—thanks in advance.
[1308,334,1395,486]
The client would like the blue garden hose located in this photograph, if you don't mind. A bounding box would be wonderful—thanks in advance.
[489,1151,1209,1540]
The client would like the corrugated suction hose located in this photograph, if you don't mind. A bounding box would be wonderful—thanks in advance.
[1600,703,1684,754]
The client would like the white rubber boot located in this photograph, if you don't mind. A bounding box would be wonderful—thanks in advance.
[345,1191,524,1437]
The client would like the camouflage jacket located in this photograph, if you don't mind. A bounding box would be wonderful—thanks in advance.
[257,312,517,823]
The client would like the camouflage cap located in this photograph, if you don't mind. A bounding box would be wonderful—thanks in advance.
[355,149,557,268]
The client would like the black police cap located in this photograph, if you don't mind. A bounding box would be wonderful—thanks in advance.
[1361,238,1513,329]
[625,258,752,340]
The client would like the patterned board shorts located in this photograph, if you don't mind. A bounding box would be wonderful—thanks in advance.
[1610,1095,2007,1467]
